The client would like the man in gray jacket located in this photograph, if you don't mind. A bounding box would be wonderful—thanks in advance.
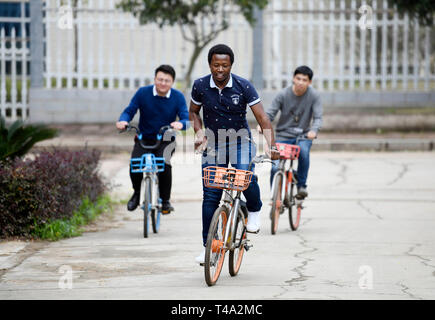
[260,66,323,198]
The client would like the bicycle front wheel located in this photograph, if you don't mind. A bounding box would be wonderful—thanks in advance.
[288,181,301,231]
[204,206,228,286]
[270,173,283,235]
[229,208,247,276]
[143,177,151,238]
[151,182,161,234]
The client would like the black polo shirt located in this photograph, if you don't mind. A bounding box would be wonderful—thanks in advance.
[191,73,261,135]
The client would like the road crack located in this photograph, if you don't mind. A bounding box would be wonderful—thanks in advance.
[329,159,348,186]
[357,200,383,220]
[396,281,423,300]
[386,162,409,186]
[0,241,48,282]
[285,233,317,288]
[406,243,435,273]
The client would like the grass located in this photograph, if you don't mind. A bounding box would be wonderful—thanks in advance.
[32,194,114,241]
[1,77,30,103]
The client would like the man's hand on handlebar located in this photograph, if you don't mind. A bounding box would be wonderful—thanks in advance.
[306,130,317,140]
[170,121,183,131]
[116,121,129,131]
[266,146,280,160]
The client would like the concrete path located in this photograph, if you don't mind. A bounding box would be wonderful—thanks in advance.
[1,151,435,300]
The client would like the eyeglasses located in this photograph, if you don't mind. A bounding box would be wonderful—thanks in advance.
[155,78,173,84]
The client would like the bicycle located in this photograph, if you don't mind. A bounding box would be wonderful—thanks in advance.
[202,153,269,286]
[121,124,176,238]
[270,135,310,234]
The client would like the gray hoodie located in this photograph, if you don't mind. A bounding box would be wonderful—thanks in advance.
[266,85,323,140]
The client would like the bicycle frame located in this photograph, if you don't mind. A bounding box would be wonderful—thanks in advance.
[270,158,299,207]
[221,190,244,250]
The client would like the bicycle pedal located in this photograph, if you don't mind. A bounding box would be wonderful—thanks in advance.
[244,244,253,251]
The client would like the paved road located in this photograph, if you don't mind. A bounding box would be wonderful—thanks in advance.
[1,151,435,299]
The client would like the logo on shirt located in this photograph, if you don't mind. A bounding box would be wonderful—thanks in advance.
[231,94,240,105]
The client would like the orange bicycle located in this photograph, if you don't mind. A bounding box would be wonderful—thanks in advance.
[202,155,268,286]
[270,140,307,234]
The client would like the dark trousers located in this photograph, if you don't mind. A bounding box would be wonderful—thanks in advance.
[129,138,175,202]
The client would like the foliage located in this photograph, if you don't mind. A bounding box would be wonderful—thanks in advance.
[0,148,106,238]
[0,115,58,163]
[389,0,435,26]
[32,195,112,241]
[117,0,268,89]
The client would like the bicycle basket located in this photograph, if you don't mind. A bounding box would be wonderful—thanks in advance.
[130,154,165,173]
[275,143,301,160]
[203,166,253,191]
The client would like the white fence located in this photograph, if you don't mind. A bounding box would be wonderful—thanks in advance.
[42,0,435,92]
[0,27,29,121]
[43,0,252,90]
[1,0,434,122]
[263,0,435,91]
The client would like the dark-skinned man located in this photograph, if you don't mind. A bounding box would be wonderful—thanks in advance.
[189,44,280,264]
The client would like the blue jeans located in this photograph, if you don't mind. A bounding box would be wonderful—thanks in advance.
[270,139,313,189]
[201,140,261,246]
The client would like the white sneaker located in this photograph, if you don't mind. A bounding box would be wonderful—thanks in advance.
[195,248,205,265]
[246,211,261,233]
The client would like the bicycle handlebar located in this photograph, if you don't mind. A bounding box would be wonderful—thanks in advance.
[119,124,176,150]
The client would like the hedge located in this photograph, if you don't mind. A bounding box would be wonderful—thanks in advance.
[0,148,106,238]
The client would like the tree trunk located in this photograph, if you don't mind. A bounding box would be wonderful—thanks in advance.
[182,44,204,93]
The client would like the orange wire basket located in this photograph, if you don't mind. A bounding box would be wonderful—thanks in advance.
[203,166,253,191]
[275,143,301,160]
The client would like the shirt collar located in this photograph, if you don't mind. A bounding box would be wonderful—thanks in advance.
[210,74,233,90]
[153,85,171,98]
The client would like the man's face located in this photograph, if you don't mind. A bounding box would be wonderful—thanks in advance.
[154,71,174,96]
[209,54,232,84]
[292,73,312,94]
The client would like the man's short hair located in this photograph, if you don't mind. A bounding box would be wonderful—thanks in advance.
[294,65,313,80]
[155,64,176,81]
[208,44,234,65]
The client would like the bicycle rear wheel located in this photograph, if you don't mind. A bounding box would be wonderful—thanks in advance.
[229,207,247,276]
[204,206,228,286]
[270,173,283,235]
[143,177,151,238]
[288,180,301,231]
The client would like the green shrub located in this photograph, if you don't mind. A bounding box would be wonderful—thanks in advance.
[32,195,112,241]
[0,148,107,238]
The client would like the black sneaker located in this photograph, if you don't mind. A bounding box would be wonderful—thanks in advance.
[296,187,308,199]
[161,201,174,215]
[127,191,140,211]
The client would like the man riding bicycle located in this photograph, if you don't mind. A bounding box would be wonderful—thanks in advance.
[189,44,280,264]
[260,66,323,199]
[116,65,189,214]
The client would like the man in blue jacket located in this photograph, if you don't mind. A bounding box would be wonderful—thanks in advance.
[116,65,189,214]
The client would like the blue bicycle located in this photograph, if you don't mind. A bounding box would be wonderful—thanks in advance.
[122,125,174,238]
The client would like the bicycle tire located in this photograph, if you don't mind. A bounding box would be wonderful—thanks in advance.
[270,173,283,235]
[288,180,301,231]
[151,181,161,234]
[229,207,247,276]
[143,177,151,238]
[204,206,228,286]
